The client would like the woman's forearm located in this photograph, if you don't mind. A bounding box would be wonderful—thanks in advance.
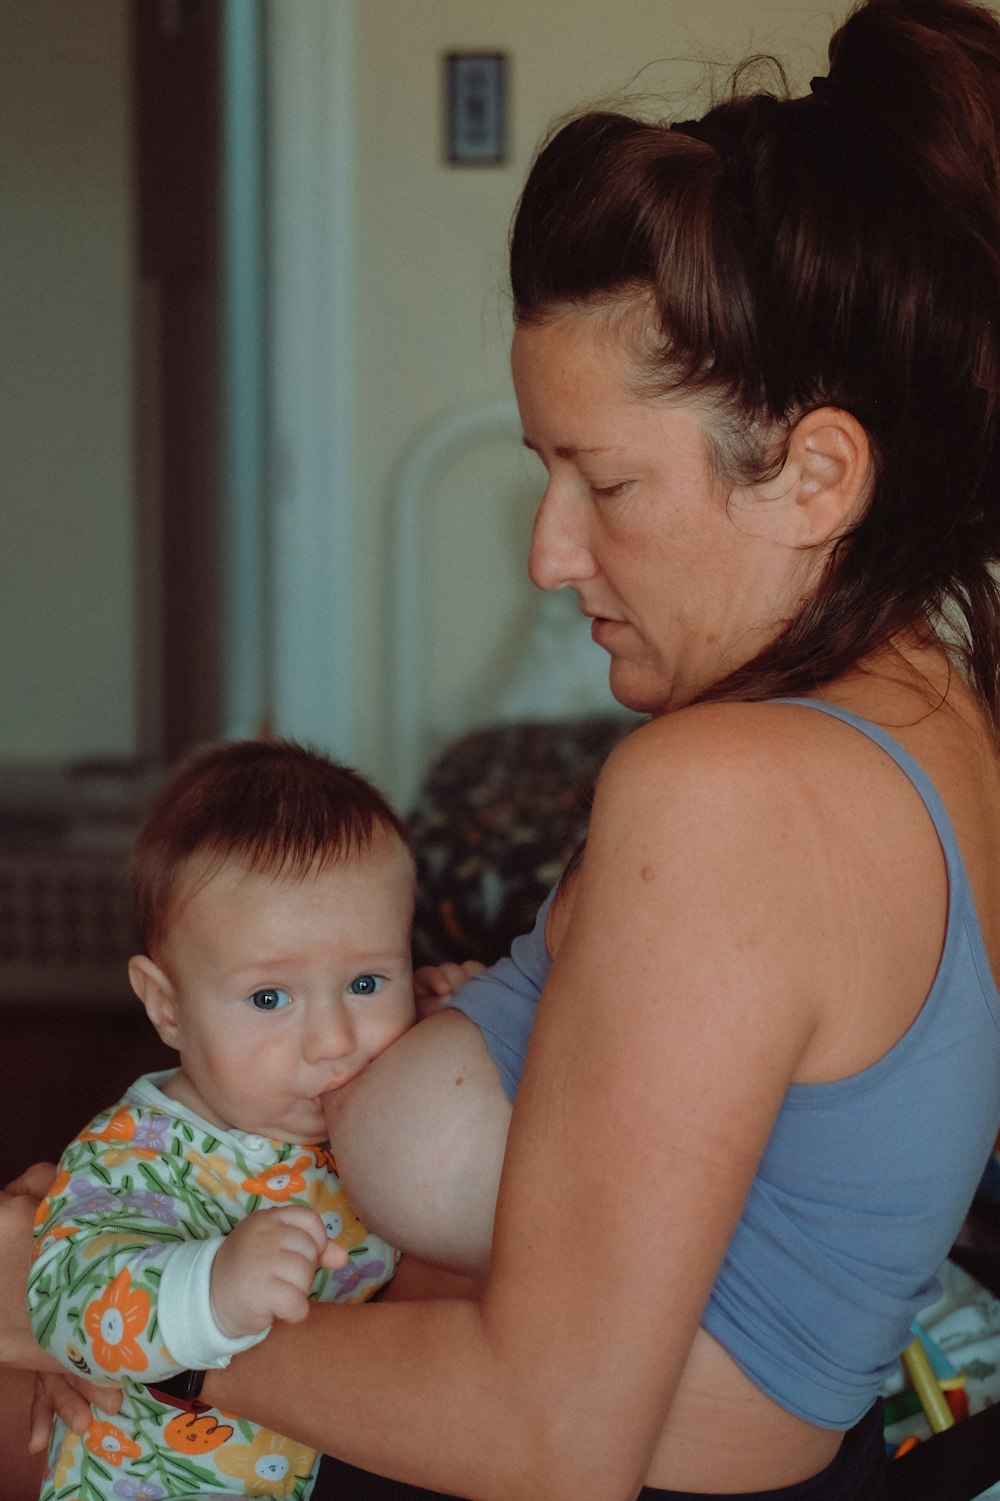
[203,1295,530,1498]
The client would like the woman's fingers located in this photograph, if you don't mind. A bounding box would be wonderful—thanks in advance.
[0,1191,59,1372]
[4,1162,57,1198]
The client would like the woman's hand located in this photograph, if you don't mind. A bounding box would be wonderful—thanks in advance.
[29,1370,122,1452]
[0,1163,65,1374]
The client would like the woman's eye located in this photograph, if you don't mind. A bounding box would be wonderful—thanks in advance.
[348,974,385,997]
[249,988,292,1011]
[590,481,630,499]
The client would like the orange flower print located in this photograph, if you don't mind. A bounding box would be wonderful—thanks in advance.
[215,1428,315,1496]
[84,1419,142,1467]
[83,1268,150,1373]
[32,1222,79,1259]
[33,1170,72,1230]
[301,1144,337,1173]
[307,1179,367,1250]
[164,1409,234,1454]
[242,1156,312,1203]
[80,1106,161,1165]
[81,1108,137,1147]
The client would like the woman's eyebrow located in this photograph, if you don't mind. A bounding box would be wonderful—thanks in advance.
[522,437,618,458]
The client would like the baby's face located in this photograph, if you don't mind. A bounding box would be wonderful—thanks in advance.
[146,839,416,1143]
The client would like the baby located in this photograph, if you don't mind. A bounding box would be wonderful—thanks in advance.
[28,739,417,1501]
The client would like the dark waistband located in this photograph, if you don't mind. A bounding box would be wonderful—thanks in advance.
[636,1399,885,1501]
[312,1401,886,1501]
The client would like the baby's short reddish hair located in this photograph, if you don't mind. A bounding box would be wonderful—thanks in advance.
[132,739,412,956]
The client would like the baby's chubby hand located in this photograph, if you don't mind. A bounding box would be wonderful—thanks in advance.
[413,959,487,1019]
[210,1206,348,1339]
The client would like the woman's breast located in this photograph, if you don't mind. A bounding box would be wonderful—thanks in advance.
[323,1010,511,1277]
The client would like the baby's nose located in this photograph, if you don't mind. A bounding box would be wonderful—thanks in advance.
[303,1001,356,1064]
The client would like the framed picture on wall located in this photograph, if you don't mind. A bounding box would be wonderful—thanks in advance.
[445,53,507,165]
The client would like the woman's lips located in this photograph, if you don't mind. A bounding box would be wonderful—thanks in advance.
[590,616,626,649]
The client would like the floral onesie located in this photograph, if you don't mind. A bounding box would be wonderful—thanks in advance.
[29,1071,398,1501]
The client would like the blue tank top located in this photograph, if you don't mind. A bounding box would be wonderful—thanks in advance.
[449,699,1000,1427]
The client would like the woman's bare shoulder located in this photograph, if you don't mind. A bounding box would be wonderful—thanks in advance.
[581,695,951,1084]
[594,699,858,824]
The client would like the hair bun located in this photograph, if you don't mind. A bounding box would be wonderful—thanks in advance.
[826,1,1000,203]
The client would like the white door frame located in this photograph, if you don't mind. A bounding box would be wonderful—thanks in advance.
[262,0,360,764]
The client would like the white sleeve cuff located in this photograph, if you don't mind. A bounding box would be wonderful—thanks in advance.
[157,1238,270,1369]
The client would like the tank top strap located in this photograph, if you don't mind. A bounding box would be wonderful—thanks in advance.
[773,696,963,868]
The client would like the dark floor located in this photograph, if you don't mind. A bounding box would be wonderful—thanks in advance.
[2,1000,174,1185]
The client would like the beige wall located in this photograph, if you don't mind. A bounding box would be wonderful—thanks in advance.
[0,0,136,764]
[0,0,844,789]
[349,0,837,789]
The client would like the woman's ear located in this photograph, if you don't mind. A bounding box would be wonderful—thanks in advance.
[128,954,180,1050]
[755,407,871,548]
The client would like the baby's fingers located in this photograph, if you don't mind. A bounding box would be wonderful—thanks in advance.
[267,1276,315,1325]
[319,1237,349,1270]
[270,1204,345,1264]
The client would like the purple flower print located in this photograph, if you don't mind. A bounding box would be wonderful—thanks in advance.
[331,1258,387,1296]
[133,1242,170,1267]
[131,1116,171,1153]
[113,1480,164,1501]
[68,1179,119,1217]
[123,1189,179,1226]
[113,1480,165,1501]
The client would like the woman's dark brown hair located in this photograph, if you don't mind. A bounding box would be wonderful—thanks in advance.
[510,0,1000,728]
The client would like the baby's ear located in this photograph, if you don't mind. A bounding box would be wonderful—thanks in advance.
[128,955,180,1050]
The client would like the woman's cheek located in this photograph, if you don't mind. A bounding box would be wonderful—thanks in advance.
[324,1011,511,1276]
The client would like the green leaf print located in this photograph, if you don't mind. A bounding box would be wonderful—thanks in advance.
[137,1161,175,1197]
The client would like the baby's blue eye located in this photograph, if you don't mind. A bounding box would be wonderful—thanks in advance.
[250,988,291,1011]
[348,974,384,997]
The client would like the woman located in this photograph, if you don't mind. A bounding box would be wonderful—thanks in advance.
[7,2,1000,1497]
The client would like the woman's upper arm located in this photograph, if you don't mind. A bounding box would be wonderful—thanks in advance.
[481,708,829,1488]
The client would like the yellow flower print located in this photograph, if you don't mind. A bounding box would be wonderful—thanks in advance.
[242,1156,312,1203]
[52,1427,80,1486]
[83,1268,150,1373]
[83,1232,148,1261]
[84,1419,141,1467]
[215,1428,315,1495]
[307,1179,367,1250]
[187,1149,243,1202]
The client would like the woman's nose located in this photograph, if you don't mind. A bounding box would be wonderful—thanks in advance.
[527,483,597,592]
